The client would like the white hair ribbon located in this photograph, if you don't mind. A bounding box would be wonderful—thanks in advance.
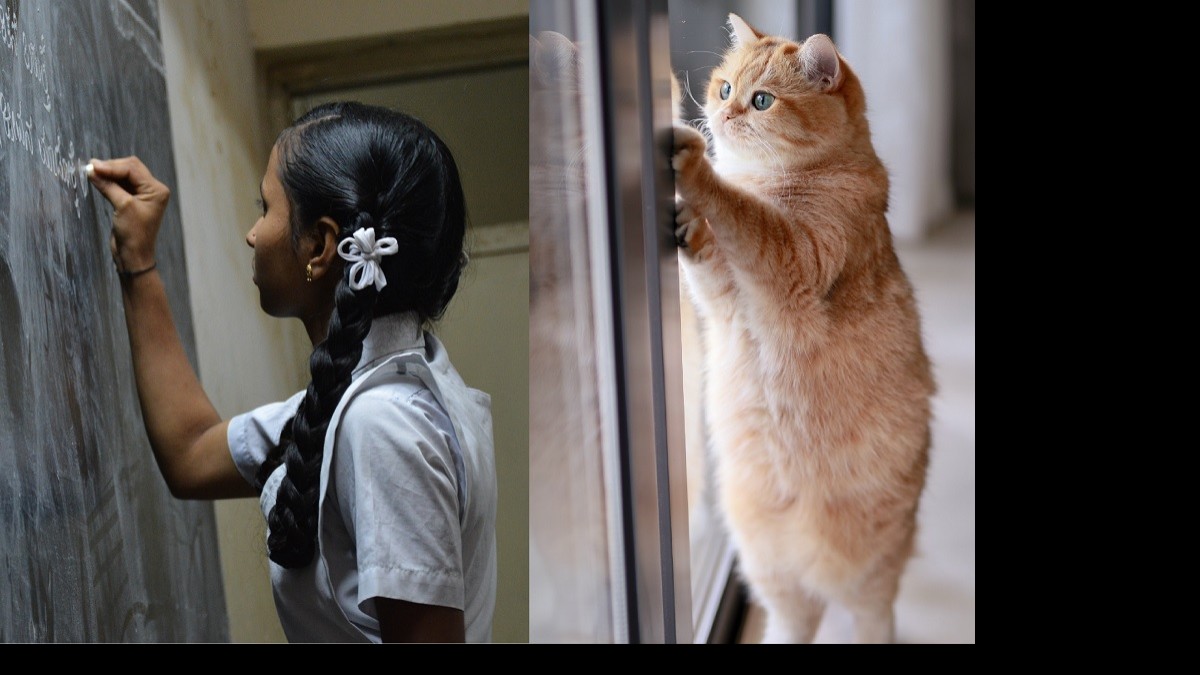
[337,227,399,292]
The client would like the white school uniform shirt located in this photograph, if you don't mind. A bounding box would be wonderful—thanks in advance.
[227,311,497,642]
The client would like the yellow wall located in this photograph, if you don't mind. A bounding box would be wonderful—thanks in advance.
[246,0,530,49]
[161,0,307,643]
[435,227,529,644]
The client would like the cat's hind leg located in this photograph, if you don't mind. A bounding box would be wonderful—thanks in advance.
[841,567,904,644]
[754,581,827,644]
[846,599,895,644]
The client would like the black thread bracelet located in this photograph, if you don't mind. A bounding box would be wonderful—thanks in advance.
[117,261,158,280]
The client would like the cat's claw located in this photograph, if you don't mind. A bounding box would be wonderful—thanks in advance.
[674,199,706,252]
[675,221,691,249]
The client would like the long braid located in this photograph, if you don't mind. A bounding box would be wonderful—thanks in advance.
[264,215,379,568]
[255,102,467,569]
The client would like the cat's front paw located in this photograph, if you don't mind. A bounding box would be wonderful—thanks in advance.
[672,124,710,187]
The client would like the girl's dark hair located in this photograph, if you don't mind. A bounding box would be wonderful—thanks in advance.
[256,101,468,568]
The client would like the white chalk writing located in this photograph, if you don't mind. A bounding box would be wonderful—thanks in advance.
[0,88,87,218]
[0,9,87,218]
[1,6,53,112]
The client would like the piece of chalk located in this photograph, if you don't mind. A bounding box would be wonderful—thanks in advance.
[84,163,95,177]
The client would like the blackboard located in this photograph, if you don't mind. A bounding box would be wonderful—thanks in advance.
[0,0,227,641]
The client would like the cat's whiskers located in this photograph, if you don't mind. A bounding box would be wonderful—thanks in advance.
[682,70,708,113]
[720,121,787,171]
[744,124,784,170]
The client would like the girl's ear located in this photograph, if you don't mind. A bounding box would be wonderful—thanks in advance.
[307,216,342,282]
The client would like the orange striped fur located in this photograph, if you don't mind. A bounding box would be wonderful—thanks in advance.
[672,14,935,644]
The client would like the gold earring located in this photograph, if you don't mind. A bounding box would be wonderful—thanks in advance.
[306,264,313,282]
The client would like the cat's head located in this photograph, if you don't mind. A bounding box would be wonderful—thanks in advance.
[704,14,869,169]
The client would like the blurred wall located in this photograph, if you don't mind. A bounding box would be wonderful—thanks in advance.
[952,0,974,206]
[836,0,954,241]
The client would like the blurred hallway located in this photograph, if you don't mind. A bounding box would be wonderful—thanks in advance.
[738,209,977,644]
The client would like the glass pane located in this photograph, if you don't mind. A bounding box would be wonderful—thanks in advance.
[594,0,691,644]
[528,1,625,643]
[531,0,694,644]
[666,0,744,641]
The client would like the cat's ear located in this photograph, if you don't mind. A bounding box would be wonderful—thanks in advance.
[800,34,843,91]
[728,13,762,47]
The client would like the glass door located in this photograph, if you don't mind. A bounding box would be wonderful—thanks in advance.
[529,0,700,644]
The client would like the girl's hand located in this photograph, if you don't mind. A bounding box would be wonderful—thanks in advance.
[87,157,171,273]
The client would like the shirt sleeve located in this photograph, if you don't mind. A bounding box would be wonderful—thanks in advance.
[226,390,307,490]
[332,380,465,613]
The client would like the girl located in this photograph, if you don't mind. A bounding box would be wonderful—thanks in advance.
[88,102,496,643]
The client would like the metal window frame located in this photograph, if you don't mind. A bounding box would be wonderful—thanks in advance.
[578,0,693,644]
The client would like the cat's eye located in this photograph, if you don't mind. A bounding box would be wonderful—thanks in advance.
[720,81,732,100]
[752,92,776,111]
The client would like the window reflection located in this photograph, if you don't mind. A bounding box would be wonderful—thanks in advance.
[528,7,623,643]
[529,0,710,644]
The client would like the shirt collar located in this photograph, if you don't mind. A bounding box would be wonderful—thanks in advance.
[353,311,425,376]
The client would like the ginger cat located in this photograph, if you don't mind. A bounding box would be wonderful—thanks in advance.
[672,15,936,643]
